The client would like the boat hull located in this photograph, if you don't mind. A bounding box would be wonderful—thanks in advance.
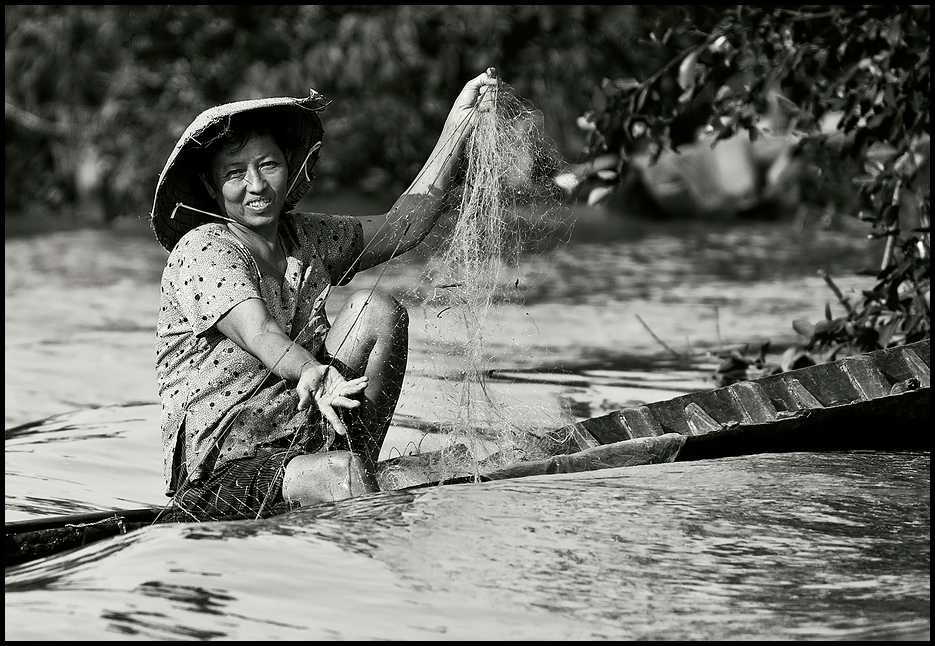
[6,340,929,567]
[565,339,929,449]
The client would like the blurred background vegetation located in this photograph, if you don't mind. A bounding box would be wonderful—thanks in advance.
[4,5,929,358]
[5,5,669,223]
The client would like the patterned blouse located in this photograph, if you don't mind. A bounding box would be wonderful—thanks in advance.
[156,212,363,496]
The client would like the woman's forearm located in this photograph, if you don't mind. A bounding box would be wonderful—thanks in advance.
[383,185,448,256]
[248,323,324,383]
[217,299,318,381]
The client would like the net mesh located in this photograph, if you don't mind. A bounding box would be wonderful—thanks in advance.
[379,81,575,485]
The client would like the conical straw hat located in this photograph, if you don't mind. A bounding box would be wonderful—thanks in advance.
[150,90,329,252]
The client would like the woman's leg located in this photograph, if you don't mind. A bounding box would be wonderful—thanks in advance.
[282,451,375,506]
[324,289,409,472]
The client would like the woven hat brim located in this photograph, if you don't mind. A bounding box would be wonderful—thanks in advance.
[151,91,329,252]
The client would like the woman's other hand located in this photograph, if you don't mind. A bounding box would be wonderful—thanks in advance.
[297,362,368,436]
[443,67,499,137]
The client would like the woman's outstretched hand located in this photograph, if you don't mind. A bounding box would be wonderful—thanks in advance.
[443,67,499,138]
[297,362,368,436]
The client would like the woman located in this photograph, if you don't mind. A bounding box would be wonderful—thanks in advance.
[151,69,498,520]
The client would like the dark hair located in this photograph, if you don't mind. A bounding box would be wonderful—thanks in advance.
[190,109,293,188]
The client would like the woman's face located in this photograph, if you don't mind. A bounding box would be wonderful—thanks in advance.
[204,132,289,232]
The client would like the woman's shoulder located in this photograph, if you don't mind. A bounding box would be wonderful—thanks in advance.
[285,210,357,227]
[172,223,238,253]
[169,223,252,266]
[283,211,361,248]
[285,211,362,236]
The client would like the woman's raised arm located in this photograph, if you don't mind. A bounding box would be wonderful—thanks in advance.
[355,68,499,271]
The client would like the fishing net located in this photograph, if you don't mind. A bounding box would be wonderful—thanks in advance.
[162,77,576,520]
[377,80,575,487]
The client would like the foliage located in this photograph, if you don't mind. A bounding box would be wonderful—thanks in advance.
[5,5,660,220]
[578,5,930,357]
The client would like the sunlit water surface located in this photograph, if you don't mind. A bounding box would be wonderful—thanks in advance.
[5,452,930,640]
[5,212,929,639]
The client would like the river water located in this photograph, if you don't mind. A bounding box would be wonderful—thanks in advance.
[4,207,930,640]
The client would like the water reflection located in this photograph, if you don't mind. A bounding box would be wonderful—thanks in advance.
[5,452,929,640]
[5,531,139,593]
[357,453,928,640]
[102,609,229,640]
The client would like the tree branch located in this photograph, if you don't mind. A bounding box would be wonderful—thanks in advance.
[4,102,69,137]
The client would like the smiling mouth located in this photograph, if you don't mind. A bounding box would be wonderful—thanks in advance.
[245,198,273,212]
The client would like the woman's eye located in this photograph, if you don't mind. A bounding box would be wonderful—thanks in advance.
[225,169,245,181]
[261,161,280,170]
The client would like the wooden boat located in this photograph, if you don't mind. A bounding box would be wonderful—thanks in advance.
[385,338,930,483]
[6,339,929,567]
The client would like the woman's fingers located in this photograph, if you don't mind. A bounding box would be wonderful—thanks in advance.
[317,374,366,397]
[440,68,501,136]
[296,379,318,411]
[320,404,348,436]
[330,396,361,409]
[295,371,323,410]
[297,366,367,434]
[470,70,498,111]
[296,363,325,411]
[477,68,498,108]
[341,376,368,394]
[449,68,499,118]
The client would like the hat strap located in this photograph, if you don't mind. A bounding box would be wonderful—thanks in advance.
[171,202,239,224]
[286,141,323,197]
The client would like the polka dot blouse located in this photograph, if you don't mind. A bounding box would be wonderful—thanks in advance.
[156,212,363,495]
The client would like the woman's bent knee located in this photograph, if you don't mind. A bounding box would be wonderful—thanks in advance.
[344,289,408,330]
[282,451,377,507]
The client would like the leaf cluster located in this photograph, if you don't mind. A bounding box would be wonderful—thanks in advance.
[580,5,930,359]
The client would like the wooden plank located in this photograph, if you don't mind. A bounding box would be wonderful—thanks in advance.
[875,343,926,385]
[727,381,778,424]
[684,402,723,434]
[649,389,737,436]
[902,345,931,388]
[757,372,808,414]
[484,433,687,481]
[643,396,697,436]
[577,411,630,445]
[6,507,162,534]
[568,420,603,449]
[619,405,666,438]
[784,376,824,410]
[792,360,863,406]
[841,353,891,400]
